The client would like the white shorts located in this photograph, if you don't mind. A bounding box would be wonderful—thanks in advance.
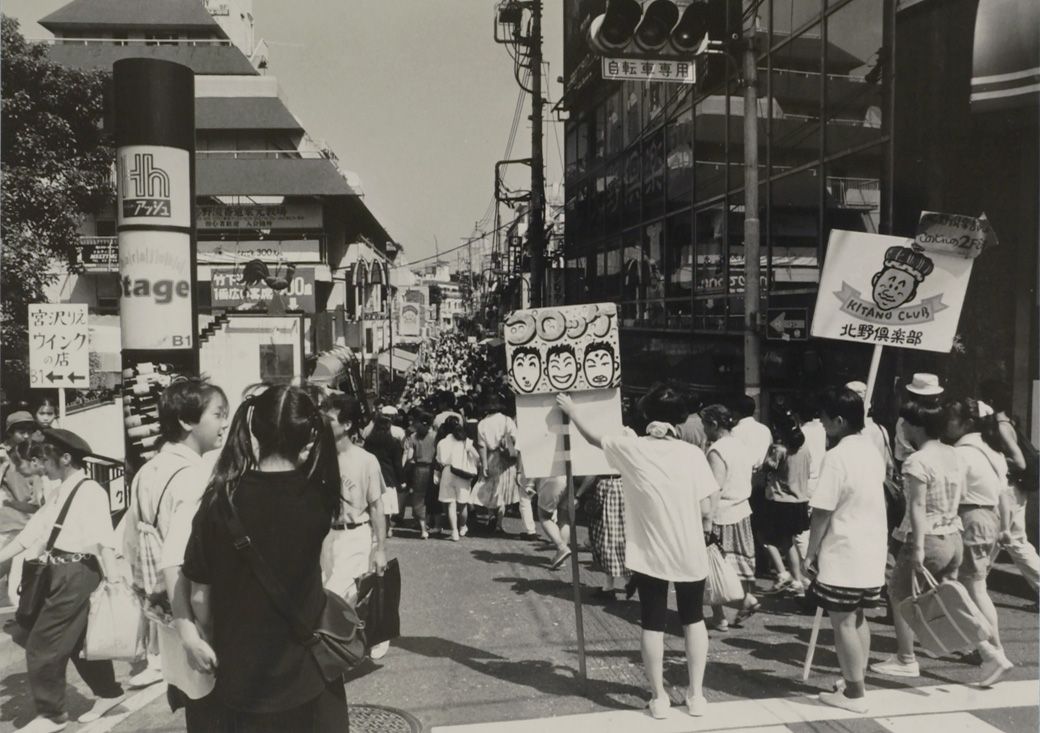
[321,524,373,602]
[438,471,472,504]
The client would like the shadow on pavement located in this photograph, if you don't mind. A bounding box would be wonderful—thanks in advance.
[394,635,647,710]
[470,550,554,569]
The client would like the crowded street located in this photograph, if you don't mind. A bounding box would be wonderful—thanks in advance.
[1,0,1039,732]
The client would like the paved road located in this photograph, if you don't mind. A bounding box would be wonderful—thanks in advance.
[0,517,1036,732]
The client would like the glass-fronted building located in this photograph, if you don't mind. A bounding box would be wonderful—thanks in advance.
[562,0,893,400]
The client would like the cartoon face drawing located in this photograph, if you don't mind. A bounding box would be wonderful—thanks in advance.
[509,346,542,393]
[545,343,579,391]
[870,245,935,311]
[583,341,619,388]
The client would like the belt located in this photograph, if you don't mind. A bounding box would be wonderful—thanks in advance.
[47,550,94,564]
[959,504,996,511]
[331,519,370,531]
[413,462,433,467]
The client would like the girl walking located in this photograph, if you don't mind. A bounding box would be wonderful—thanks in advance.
[701,404,760,629]
[182,384,348,732]
[435,416,479,541]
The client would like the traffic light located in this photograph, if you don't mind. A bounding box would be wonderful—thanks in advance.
[587,0,737,59]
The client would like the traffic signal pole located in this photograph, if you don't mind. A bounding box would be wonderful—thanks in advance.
[742,31,762,407]
[528,0,546,308]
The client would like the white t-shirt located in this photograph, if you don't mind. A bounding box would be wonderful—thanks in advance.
[954,433,1008,507]
[601,435,719,582]
[707,435,754,524]
[802,419,826,498]
[15,470,115,554]
[809,433,887,588]
[732,417,773,469]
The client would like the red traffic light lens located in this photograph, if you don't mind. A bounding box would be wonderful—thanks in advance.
[672,2,709,52]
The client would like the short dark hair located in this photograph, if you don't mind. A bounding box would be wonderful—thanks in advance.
[638,383,688,425]
[900,398,946,440]
[819,387,865,434]
[734,394,757,419]
[700,404,736,431]
[158,379,227,444]
[412,410,432,426]
[545,343,575,361]
[322,393,364,428]
[584,340,615,358]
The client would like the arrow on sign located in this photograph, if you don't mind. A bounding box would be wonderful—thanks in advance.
[769,311,807,338]
[46,371,62,383]
[68,373,84,383]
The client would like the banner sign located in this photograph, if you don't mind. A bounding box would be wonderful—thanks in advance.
[196,202,322,231]
[914,211,998,260]
[29,304,90,389]
[811,230,973,353]
[117,145,190,227]
[504,303,620,395]
[120,230,194,349]
[197,239,322,264]
[210,266,316,312]
[602,57,696,84]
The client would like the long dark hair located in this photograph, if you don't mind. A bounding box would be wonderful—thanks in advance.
[946,397,1003,453]
[203,384,340,516]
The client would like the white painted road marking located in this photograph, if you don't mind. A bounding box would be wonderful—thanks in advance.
[876,711,1009,733]
[430,680,1039,733]
[77,682,168,733]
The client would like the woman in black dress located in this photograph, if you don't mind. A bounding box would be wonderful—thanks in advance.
[182,384,347,732]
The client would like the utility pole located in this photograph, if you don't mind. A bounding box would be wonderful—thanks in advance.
[528,0,546,308]
[742,23,761,408]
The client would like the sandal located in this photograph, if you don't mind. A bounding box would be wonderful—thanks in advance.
[732,600,761,627]
[550,548,572,569]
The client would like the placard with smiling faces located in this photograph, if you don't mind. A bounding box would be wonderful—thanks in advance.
[504,303,623,478]
[504,303,621,395]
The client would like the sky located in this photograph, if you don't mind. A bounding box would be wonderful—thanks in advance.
[3,0,566,266]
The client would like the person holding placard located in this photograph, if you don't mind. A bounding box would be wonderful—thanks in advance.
[558,385,719,719]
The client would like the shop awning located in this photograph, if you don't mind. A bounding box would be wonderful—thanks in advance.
[41,0,222,33]
[196,158,358,197]
[196,98,303,132]
[971,0,1040,111]
[377,348,418,374]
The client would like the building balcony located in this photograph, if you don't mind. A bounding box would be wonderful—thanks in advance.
[196,149,333,160]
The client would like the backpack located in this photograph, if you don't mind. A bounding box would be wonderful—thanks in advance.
[1009,420,1039,493]
[131,465,188,597]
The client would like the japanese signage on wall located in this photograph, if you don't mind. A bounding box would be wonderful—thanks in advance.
[914,211,998,260]
[210,266,316,312]
[120,230,194,350]
[197,239,322,264]
[505,303,621,394]
[196,202,322,231]
[506,303,623,479]
[117,146,191,227]
[602,57,696,84]
[28,304,89,388]
[811,230,974,353]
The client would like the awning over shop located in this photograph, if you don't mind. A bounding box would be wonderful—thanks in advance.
[377,348,418,374]
[971,0,1040,111]
[196,97,303,132]
[196,158,359,197]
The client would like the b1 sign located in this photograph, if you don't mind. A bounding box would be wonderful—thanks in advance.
[811,230,973,353]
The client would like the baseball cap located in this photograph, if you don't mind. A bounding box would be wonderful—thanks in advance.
[5,411,35,431]
[41,428,92,457]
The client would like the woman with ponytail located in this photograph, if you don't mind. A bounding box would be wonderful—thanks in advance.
[181,384,346,732]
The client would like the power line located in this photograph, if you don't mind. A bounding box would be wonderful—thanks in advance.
[394,219,516,269]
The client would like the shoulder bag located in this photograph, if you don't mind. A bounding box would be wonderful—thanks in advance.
[16,478,87,628]
[897,568,991,658]
[450,440,478,480]
[222,497,368,682]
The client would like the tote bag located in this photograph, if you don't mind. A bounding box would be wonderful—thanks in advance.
[83,580,148,660]
[704,544,745,606]
[897,569,991,658]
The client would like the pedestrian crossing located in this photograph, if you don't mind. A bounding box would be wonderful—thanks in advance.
[430,680,1038,733]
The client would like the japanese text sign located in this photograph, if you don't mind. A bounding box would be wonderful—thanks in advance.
[29,304,89,388]
[210,266,316,312]
[915,211,998,260]
[811,230,973,353]
[602,57,696,84]
[505,303,620,395]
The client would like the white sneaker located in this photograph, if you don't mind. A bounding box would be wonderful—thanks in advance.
[685,690,706,716]
[818,689,868,714]
[647,696,670,719]
[451,531,460,542]
[978,654,1013,687]
[16,717,66,733]
[870,655,920,678]
[370,640,390,659]
[127,665,163,689]
[459,526,468,538]
[77,696,124,723]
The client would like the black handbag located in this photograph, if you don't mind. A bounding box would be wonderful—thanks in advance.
[355,558,401,648]
[222,498,368,682]
[17,478,87,628]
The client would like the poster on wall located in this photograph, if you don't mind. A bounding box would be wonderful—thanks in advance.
[506,303,623,478]
[119,230,194,350]
[210,266,316,312]
[811,230,974,353]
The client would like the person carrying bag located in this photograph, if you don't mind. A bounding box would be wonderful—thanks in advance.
[898,568,991,658]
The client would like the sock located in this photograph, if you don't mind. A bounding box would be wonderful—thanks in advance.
[844,679,866,699]
[897,653,916,665]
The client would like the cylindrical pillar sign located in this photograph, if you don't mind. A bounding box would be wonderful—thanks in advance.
[113,59,197,476]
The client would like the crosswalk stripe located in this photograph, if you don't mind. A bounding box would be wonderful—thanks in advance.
[429,680,1039,733]
[77,682,168,733]
[876,711,1008,733]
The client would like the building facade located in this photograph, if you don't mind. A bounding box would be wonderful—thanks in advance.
[562,0,892,403]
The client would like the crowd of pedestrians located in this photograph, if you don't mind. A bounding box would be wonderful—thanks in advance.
[0,325,1037,730]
